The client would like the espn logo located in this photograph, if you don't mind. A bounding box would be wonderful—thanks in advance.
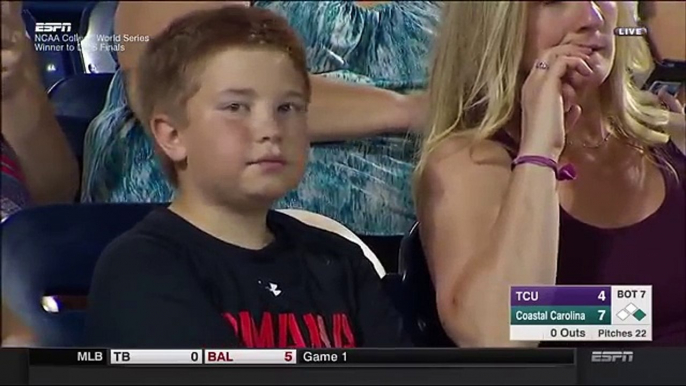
[614,27,647,37]
[35,22,72,33]
[591,351,634,363]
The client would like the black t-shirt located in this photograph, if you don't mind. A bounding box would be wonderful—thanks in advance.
[85,208,411,348]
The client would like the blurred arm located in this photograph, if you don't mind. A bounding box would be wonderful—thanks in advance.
[306,76,419,141]
[1,2,78,204]
[1,302,35,347]
[646,1,686,61]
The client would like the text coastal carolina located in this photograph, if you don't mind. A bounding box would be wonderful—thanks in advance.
[515,309,586,321]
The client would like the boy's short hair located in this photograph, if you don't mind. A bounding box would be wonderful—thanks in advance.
[135,6,310,186]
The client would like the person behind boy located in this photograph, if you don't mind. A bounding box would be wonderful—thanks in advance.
[85,6,410,348]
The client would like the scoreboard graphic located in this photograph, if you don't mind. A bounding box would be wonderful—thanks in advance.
[509,285,652,341]
[31,348,575,367]
[17,346,686,385]
[109,349,296,365]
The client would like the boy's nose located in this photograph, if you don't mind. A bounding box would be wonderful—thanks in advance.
[253,116,283,143]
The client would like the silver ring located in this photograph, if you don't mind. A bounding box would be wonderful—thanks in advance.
[535,61,550,70]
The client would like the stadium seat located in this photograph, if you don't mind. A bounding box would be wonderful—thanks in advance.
[48,73,114,183]
[358,235,401,273]
[1,203,161,347]
[79,1,118,74]
[398,223,455,347]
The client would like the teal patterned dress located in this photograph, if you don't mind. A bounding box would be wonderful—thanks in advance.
[81,1,440,236]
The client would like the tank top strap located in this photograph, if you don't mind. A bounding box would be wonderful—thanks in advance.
[655,139,686,193]
[489,130,520,160]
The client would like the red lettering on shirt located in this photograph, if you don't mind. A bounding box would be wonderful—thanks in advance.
[222,311,355,348]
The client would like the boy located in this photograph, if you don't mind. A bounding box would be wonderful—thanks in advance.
[85,6,410,348]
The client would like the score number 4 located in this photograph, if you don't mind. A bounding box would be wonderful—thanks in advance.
[598,291,606,301]
[598,289,648,302]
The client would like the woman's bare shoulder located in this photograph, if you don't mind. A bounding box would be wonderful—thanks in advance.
[421,135,513,188]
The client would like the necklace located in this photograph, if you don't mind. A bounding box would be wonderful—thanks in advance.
[566,129,613,149]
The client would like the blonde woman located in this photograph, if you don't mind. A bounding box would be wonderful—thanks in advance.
[416,2,685,347]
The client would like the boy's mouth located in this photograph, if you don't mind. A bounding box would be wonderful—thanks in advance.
[248,155,287,166]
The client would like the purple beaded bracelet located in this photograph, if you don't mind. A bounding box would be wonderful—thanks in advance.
[512,155,577,181]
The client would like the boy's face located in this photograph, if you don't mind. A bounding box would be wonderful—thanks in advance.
[179,48,309,207]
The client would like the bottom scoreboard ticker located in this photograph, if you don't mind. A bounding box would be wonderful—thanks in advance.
[509,285,652,341]
[30,348,577,367]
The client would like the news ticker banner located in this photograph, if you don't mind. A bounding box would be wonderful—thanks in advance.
[510,285,652,341]
[29,348,574,367]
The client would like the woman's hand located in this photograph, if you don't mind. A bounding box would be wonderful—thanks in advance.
[401,92,428,134]
[658,86,686,155]
[519,44,594,160]
[1,1,37,99]
[658,86,685,115]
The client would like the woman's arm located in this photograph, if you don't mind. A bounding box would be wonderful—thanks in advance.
[1,1,79,204]
[645,1,686,61]
[115,1,421,142]
[639,1,686,103]
[416,138,560,347]
[306,76,420,141]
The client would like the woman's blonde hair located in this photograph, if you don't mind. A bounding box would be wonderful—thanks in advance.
[416,1,671,184]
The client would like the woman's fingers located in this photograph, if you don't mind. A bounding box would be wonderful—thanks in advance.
[658,86,685,114]
[564,104,582,132]
[561,82,577,113]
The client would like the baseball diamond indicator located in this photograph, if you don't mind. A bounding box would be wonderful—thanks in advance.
[509,285,652,341]
[616,303,647,321]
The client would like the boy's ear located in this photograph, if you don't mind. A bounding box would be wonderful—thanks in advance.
[149,114,188,163]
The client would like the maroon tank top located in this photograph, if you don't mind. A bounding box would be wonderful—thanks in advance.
[492,131,686,347]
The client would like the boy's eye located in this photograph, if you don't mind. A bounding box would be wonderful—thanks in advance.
[278,103,305,113]
[277,103,294,113]
[221,103,248,112]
